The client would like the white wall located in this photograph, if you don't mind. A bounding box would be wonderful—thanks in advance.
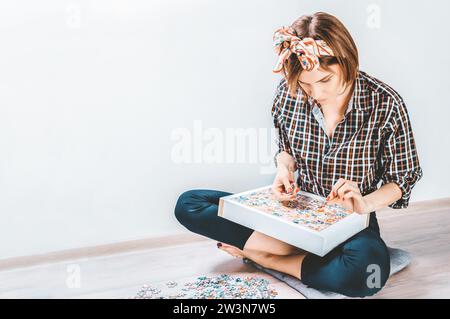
[0,0,448,259]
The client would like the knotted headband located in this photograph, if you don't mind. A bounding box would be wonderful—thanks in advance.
[272,26,335,72]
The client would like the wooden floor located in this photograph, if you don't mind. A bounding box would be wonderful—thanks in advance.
[0,198,449,299]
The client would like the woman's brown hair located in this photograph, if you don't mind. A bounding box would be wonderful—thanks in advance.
[280,12,359,98]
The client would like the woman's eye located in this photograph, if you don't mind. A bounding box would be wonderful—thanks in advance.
[321,78,331,83]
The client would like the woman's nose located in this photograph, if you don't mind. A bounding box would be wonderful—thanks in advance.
[310,87,325,100]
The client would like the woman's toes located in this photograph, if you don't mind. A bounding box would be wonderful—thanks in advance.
[216,242,247,258]
[218,245,245,258]
[217,242,236,249]
[219,242,234,249]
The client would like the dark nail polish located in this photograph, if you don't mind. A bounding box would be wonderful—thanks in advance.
[217,242,222,248]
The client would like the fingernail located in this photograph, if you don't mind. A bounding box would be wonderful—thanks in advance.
[217,242,222,248]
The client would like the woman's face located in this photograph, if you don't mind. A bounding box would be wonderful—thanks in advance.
[297,64,347,104]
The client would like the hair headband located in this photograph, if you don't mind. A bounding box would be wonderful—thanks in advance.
[272,26,335,72]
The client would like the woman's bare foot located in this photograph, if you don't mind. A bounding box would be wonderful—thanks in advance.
[217,242,305,280]
[217,242,245,258]
[217,242,275,268]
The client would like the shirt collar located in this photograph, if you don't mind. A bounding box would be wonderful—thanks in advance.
[349,70,372,112]
[345,92,354,115]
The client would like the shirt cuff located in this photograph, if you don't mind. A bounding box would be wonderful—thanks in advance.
[382,168,423,209]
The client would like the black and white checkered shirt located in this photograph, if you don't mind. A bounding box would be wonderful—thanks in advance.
[272,70,423,209]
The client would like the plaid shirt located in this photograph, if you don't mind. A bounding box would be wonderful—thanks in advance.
[272,70,423,209]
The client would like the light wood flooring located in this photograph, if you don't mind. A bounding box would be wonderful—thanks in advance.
[0,198,449,299]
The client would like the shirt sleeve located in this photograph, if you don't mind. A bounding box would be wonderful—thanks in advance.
[271,80,292,167]
[380,98,423,209]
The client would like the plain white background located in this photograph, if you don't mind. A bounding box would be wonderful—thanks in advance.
[0,0,448,259]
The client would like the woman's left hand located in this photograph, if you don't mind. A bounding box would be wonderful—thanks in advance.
[326,178,372,214]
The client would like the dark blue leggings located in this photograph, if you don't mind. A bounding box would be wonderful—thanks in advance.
[174,189,391,298]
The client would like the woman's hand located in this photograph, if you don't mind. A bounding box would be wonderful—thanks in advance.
[271,166,299,201]
[326,178,373,214]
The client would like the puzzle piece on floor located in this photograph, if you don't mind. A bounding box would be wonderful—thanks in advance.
[130,274,278,299]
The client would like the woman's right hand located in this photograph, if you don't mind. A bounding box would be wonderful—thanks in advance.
[271,166,299,201]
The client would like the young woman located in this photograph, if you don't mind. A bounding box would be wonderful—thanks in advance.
[174,12,423,297]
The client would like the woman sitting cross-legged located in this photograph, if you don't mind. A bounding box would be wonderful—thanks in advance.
[174,12,423,298]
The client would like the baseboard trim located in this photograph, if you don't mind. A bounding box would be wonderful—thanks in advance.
[0,232,209,272]
[377,196,450,217]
